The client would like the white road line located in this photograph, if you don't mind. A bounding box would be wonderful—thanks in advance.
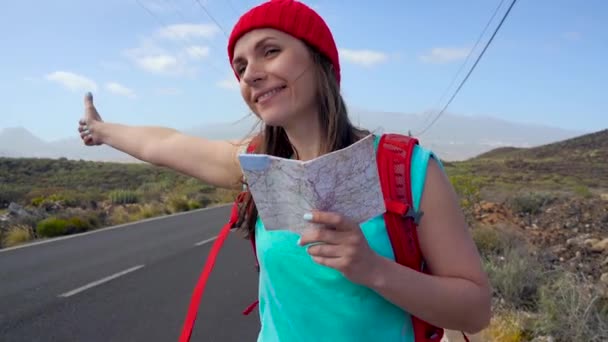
[58,264,145,298]
[194,236,217,246]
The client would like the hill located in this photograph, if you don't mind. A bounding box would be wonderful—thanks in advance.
[446,128,608,195]
[474,128,608,161]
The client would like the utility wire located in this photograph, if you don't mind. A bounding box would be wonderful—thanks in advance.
[135,0,226,76]
[193,0,229,37]
[418,0,507,131]
[416,0,518,136]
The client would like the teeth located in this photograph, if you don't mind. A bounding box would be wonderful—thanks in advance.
[258,87,283,102]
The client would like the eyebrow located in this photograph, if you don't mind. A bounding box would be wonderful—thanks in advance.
[232,36,278,66]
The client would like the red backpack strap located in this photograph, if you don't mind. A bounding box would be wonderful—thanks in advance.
[178,191,247,342]
[178,137,260,341]
[377,133,446,342]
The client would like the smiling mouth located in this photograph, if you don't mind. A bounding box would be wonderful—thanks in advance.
[255,86,287,103]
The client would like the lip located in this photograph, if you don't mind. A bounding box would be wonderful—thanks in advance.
[252,85,287,103]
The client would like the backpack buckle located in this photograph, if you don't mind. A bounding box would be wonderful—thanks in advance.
[404,207,423,225]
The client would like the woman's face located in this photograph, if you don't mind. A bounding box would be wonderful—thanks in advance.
[232,28,317,127]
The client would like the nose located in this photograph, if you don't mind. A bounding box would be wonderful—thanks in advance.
[242,63,266,86]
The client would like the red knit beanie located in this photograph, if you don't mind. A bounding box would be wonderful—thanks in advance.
[227,0,341,84]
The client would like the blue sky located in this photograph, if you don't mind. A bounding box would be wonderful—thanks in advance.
[0,0,606,141]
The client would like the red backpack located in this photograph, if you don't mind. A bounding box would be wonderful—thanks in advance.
[178,133,467,342]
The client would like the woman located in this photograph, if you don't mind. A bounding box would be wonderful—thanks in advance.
[78,0,492,340]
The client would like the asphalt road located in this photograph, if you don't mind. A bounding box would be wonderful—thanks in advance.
[0,205,261,342]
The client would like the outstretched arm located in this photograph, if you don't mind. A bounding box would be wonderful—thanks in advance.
[78,93,249,189]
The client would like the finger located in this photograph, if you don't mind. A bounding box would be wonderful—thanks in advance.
[298,227,346,246]
[306,243,342,258]
[311,256,344,269]
[84,92,94,108]
[303,211,355,231]
[80,131,91,140]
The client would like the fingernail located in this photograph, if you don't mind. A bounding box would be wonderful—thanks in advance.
[303,213,313,221]
[296,237,301,245]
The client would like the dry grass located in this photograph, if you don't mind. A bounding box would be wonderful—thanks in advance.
[535,271,608,341]
[2,224,33,247]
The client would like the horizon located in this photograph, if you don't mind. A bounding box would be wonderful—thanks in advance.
[1,0,606,142]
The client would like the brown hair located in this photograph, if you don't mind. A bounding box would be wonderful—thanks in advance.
[235,45,369,239]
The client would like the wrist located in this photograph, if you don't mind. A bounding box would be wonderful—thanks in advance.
[364,254,392,290]
[92,121,108,144]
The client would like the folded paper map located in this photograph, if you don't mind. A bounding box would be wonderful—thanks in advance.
[238,134,386,234]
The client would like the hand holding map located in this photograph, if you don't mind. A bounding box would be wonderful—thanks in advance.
[238,134,386,234]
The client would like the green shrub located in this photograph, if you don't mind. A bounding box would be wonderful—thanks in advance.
[535,272,608,341]
[449,173,481,209]
[66,217,91,233]
[36,217,69,237]
[472,224,523,257]
[484,244,544,310]
[573,185,593,198]
[31,196,46,207]
[168,195,190,213]
[109,190,139,204]
[509,192,556,218]
[187,200,201,210]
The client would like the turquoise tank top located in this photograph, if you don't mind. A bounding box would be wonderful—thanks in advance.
[254,135,440,342]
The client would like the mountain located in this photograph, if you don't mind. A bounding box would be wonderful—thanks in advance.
[1,111,591,162]
[474,128,608,162]
[452,128,608,190]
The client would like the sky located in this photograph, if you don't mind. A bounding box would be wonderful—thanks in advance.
[0,0,606,142]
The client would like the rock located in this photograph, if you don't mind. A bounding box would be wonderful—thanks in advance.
[567,234,591,247]
[550,245,567,255]
[584,238,600,247]
[601,273,608,285]
[602,256,608,266]
[590,238,608,253]
[532,336,555,342]
[8,202,30,217]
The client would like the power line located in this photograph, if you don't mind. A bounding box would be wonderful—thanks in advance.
[415,0,518,136]
[162,0,188,21]
[418,0,507,131]
[225,0,242,17]
[134,0,226,77]
[193,0,229,37]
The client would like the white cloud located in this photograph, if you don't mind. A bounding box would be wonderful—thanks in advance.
[124,40,198,76]
[339,48,388,67]
[138,55,180,73]
[155,87,181,95]
[184,45,210,60]
[45,71,98,92]
[217,76,239,91]
[157,24,219,41]
[106,82,136,98]
[562,31,582,41]
[419,47,470,64]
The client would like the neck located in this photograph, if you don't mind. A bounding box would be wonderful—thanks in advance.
[283,111,322,161]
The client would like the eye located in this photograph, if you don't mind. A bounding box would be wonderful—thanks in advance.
[235,64,246,76]
[264,47,280,57]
